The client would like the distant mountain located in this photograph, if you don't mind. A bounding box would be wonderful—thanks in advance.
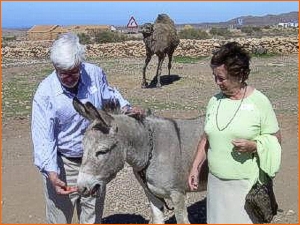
[177,11,298,29]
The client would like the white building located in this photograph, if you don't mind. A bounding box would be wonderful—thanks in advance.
[278,21,298,28]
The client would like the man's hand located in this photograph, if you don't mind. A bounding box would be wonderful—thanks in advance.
[232,139,257,153]
[122,105,146,120]
[47,172,78,195]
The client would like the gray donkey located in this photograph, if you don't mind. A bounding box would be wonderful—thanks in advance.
[73,98,208,224]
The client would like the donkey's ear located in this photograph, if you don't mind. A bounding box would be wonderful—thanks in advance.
[85,102,114,127]
[73,97,92,121]
[73,97,101,122]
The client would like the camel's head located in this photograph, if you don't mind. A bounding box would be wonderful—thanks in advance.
[155,14,172,24]
[140,23,154,37]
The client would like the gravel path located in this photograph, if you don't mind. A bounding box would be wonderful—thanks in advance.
[2,55,298,223]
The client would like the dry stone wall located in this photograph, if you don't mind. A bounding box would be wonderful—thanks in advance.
[2,36,298,61]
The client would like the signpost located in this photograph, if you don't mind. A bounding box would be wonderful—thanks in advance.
[127,16,138,33]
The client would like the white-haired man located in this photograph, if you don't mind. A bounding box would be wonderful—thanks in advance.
[31,33,142,223]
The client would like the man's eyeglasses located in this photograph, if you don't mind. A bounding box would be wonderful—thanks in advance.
[56,66,81,79]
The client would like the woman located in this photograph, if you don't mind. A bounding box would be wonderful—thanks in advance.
[188,42,282,223]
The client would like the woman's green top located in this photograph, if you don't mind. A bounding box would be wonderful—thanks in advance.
[204,89,279,182]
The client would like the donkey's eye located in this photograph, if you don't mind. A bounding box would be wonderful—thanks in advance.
[95,150,108,157]
[95,141,117,158]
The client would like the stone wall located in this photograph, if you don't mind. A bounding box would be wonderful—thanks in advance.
[2,36,298,60]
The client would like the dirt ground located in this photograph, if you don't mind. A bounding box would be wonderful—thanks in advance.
[2,54,298,223]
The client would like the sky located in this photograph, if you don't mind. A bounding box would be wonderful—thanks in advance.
[1,1,299,29]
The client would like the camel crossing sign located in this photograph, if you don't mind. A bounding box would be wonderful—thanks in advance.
[127,16,138,28]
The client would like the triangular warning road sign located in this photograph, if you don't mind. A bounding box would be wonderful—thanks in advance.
[127,16,138,28]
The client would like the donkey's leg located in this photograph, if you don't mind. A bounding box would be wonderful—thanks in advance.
[133,170,165,224]
[170,191,190,224]
[142,54,152,88]
[149,202,165,224]
[155,54,166,88]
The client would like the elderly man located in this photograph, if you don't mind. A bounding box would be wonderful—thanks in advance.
[31,32,142,223]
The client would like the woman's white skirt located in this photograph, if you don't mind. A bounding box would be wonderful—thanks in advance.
[207,173,257,224]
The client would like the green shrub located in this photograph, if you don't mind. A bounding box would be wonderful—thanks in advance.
[2,36,16,41]
[241,26,262,35]
[209,27,232,37]
[78,33,92,44]
[77,31,130,44]
[178,27,209,40]
[94,30,128,43]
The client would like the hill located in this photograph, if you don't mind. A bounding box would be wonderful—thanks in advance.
[2,11,298,39]
[177,11,298,29]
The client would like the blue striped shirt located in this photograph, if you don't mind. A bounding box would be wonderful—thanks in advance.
[31,62,130,176]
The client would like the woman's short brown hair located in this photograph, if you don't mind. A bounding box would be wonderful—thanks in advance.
[211,42,251,82]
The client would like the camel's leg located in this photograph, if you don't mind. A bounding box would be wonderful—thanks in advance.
[167,50,175,76]
[142,54,152,88]
[133,170,165,224]
[170,191,190,224]
[155,55,165,87]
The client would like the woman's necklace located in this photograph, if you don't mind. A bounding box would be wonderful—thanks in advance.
[216,86,247,131]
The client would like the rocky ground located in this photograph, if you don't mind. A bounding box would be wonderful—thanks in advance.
[2,54,298,223]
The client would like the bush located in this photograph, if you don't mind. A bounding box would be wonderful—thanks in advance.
[209,27,232,37]
[77,31,130,44]
[241,26,262,35]
[94,30,128,43]
[2,36,16,41]
[178,27,209,40]
[78,33,92,45]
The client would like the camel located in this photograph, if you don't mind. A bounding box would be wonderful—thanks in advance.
[140,14,180,88]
